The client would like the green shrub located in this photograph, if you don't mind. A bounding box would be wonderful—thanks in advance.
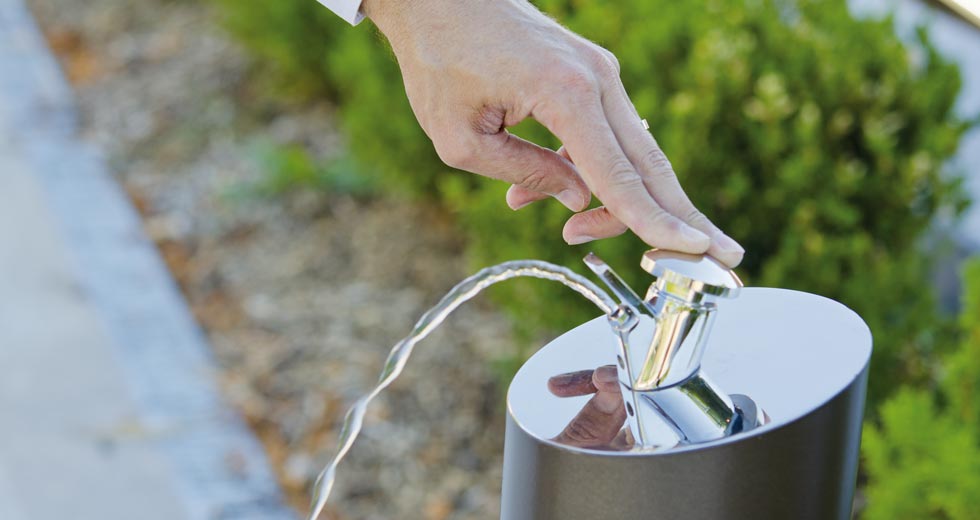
[210,0,348,99]
[212,0,972,406]
[862,259,980,519]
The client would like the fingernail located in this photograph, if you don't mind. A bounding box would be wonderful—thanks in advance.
[549,372,576,387]
[565,234,596,245]
[681,225,711,248]
[556,189,583,212]
[595,365,618,384]
[549,369,594,387]
[510,199,533,211]
[547,370,597,397]
[714,232,745,255]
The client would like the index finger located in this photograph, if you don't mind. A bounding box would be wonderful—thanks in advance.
[603,82,745,266]
[548,369,598,397]
[534,92,711,252]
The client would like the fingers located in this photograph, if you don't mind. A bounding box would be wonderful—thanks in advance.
[562,206,628,245]
[507,147,629,244]
[547,369,598,397]
[591,365,620,394]
[505,184,550,210]
[590,365,622,414]
[609,427,635,451]
[443,130,590,212]
[535,93,711,254]
[553,393,626,448]
[505,146,582,210]
[551,365,626,448]
[547,366,620,412]
[602,85,745,267]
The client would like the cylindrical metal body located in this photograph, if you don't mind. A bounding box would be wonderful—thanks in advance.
[501,288,871,520]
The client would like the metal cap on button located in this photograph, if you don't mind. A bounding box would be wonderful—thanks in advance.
[641,249,743,302]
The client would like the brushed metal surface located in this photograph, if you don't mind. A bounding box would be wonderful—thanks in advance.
[502,288,871,520]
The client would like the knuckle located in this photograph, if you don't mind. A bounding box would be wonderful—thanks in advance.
[590,47,621,78]
[564,418,600,444]
[650,210,683,233]
[550,64,598,97]
[581,208,609,228]
[642,147,676,181]
[570,208,610,232]
[605,51,621,75]
[517,167,550,193]
[605,159,643,189]
[684,208,712,228]
[472,105,506,135]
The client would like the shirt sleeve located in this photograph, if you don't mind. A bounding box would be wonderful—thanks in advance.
[316,0,366,25]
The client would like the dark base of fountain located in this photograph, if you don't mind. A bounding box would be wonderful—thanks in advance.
[500,288,871,520]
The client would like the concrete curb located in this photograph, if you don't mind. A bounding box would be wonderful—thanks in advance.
[0,0,298,518]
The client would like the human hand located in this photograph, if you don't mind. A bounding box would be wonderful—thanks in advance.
[362,0,744,266]
[547,365,633,450]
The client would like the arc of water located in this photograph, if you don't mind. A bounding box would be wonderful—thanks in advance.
[308,260,617,520]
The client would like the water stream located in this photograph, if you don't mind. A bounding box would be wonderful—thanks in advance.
[307,260,618,520]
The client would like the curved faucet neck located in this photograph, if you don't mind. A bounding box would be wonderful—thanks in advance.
[585,251,761,449]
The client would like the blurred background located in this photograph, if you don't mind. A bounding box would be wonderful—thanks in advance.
[3,0,980,518]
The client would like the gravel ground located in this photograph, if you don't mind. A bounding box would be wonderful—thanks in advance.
[26,1,513,518]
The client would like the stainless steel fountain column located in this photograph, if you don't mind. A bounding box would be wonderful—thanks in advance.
[500,252,871,520]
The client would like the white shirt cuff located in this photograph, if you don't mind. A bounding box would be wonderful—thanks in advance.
[317,0,366,26]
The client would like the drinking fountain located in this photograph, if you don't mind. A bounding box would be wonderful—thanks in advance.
[501,250,872,520]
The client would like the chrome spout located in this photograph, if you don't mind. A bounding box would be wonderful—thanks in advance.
[584,250,763,448]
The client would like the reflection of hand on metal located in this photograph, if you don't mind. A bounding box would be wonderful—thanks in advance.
[547,365,633,450]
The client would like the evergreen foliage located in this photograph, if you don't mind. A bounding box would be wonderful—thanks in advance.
[862,260,980,519]
[212,2,980,514]
[212,0,972,408]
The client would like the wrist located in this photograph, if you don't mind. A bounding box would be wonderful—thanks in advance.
[362,0,416,39]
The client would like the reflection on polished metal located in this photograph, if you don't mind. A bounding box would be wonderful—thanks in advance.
[305,249,870,520]
[585,250,754,447]
[502,288,872,520]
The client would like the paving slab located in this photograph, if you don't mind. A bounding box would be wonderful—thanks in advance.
[0,0,297,518]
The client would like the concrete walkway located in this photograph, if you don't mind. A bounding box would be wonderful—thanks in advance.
[0,1,296,518]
